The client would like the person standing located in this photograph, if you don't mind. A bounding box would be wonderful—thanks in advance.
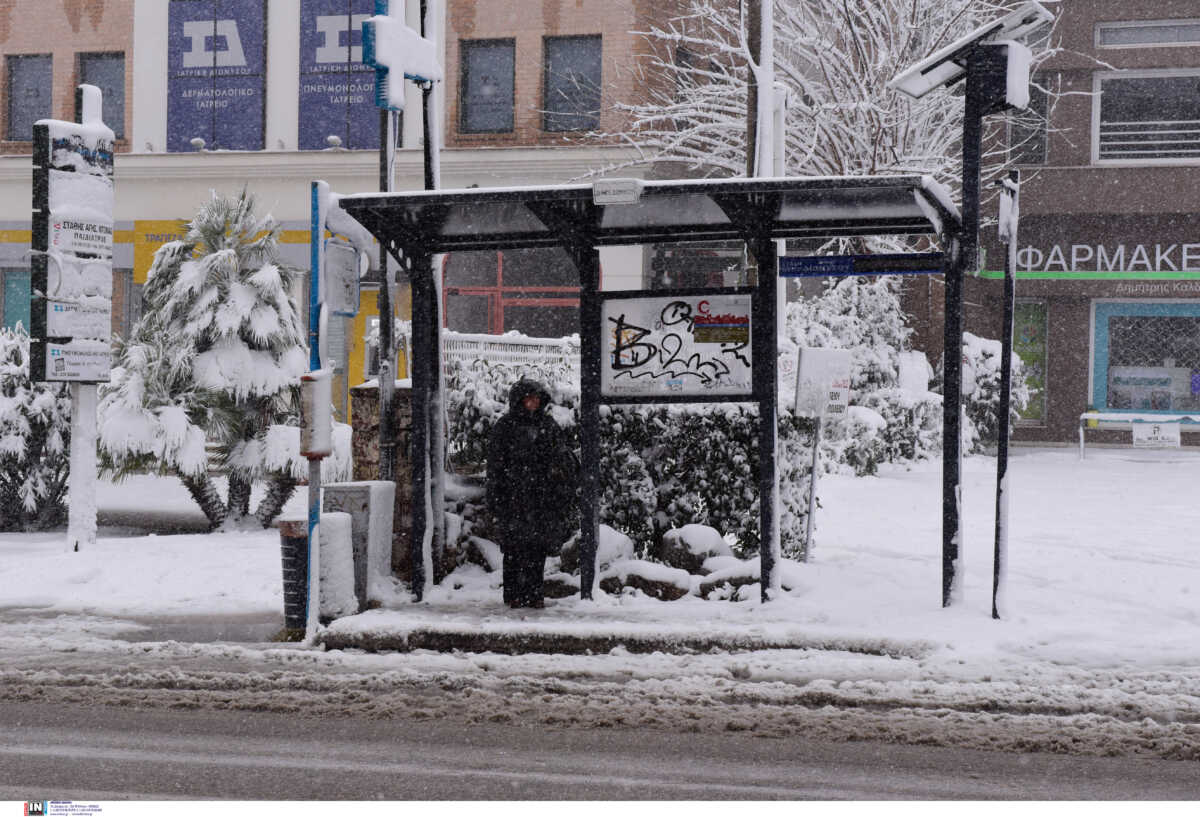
[486,377,577,608]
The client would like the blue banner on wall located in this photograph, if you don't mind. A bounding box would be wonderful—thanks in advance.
[299,0,379,151]
[167,0,265,152]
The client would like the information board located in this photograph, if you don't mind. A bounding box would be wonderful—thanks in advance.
[794,347,852,418]
[31,111,115,382]
[601,291,753,399]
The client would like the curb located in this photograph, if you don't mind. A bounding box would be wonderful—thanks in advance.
[317,626,932,659]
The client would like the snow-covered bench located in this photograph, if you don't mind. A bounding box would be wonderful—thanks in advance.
[1078,412,1200,458]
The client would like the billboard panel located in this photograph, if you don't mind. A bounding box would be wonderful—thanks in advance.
[601,291,753,400]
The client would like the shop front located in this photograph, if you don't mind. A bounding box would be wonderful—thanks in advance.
[974,213,1200,445]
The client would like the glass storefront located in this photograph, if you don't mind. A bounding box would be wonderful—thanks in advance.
[1093,301,1200,412]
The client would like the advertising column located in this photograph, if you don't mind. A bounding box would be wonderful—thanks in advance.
[31,86,115,552]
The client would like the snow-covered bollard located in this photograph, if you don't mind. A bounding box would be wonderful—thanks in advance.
[318,512,356,621]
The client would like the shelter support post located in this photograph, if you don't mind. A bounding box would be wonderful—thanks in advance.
[753,235,780,602]
[993,170,1020,620]
[572,244,602,600]
[409,250,435,600]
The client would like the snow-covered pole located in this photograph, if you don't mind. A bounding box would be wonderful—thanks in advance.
[305,181,332,641]
[993,169,1019,620]
[421,0,443,595]
[363,0,443,599]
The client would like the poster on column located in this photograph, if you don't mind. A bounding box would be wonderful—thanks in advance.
[601,291,754,400]
[299,0,379,150]
[167,0,265,152]
[30,114,115,383]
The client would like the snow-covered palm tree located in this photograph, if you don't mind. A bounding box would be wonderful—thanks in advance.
[100,191,308,529]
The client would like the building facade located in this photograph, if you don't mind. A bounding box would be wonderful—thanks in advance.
[0,0,667,417]
[902,1,1200,445]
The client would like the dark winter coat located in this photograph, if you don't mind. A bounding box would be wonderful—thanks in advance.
[486,378,578,555]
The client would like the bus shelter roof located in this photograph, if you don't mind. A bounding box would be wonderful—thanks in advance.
[336,174,962,256]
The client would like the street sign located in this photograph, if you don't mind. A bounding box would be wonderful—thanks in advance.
[794,347,852,418]
[780,252,944,278]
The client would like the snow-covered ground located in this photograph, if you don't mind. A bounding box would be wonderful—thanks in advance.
[3,448,1200,760]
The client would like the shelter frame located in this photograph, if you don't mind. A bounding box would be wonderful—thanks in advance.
[337,175,964,602]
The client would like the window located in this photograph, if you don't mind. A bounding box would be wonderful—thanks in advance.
[2,268,31,330]
[78,53,125,138]
[460,39,514,133]
[1009,75,1048,165]
[1092,302,1200,412]
[543,35,601,132]
[6,55,52,141]
[1098,19,1200,49]
[1094,71,1200,163]
[1014,300,1047,424]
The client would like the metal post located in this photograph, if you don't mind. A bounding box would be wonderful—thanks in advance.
[575,245,602,600]
[410,258,431,600]
[944,44,1008,607]
[754,235,780,601]
[377,110,396,483]
[993,169,1019,620]
[66,383,98,553]
[306,457,322,638]
[803,416,819,562]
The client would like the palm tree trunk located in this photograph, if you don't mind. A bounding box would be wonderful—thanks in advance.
[226,474,253,524]
[255,473,297,528]
[180,472,227,530]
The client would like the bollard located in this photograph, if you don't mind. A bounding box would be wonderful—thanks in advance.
[278,518,308,635]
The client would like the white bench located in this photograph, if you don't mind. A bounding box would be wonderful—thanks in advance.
[1078,412,1200,458]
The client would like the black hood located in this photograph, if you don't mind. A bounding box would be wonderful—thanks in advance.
[507,377,552,414]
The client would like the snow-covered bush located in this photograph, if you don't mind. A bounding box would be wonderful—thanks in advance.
[0,327,71,530]
[951,331,1031,454]
[785,275,944,472]
[99,191,318,529]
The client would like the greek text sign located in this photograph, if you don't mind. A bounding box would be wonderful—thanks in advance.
[299,0,378,150]
[601,292,753,399]
[167,0,265,152]
[794,347,852,418]
[1017,242,1200,273]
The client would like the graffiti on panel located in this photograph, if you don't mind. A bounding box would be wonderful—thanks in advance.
[602,293,753,398]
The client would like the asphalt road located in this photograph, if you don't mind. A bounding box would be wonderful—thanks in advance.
[1,701,1197,800]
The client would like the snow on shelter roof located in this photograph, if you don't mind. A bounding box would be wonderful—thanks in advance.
[335,175,962,256]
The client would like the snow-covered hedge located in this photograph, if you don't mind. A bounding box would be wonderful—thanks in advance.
[444,355,814,559]
[0,327,71,530]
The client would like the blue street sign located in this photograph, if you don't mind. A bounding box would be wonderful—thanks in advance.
[780,252,945,277]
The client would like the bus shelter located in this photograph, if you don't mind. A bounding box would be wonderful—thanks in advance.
[336,175,963,602]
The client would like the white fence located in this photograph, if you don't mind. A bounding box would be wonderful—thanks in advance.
[391,329,581,379]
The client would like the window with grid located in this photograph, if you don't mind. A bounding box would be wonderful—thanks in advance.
[1096,72,1200,162]
[79,53,125,138]
[543,35,601,132]
[1104,313,1200,411]
[6,55,52,141]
